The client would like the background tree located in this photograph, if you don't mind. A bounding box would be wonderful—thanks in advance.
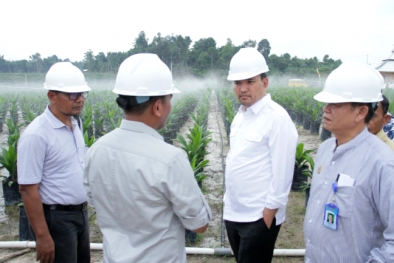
[84,50,94,72]
[258,39,271,60]
[29,53,42,73]
[133,31,149,53]
[0,32,341,78]
[241,40,256,48]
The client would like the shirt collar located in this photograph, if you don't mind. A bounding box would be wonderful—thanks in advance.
[120,119,164,141]
[44,106,77,129]
[238,94,271,115]
[334,127,370,155]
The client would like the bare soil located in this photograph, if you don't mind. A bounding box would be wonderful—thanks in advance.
[0,94,323,262]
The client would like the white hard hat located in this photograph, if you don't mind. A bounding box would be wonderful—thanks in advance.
[227,48,269,81]
[314,62,383,103]
[44,62,91,92]
[113,53,180,96]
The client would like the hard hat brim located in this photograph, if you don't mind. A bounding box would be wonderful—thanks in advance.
[314,91,383,103]
[43,85,91,92]
[113,87,180,96]
[227,70,269,81]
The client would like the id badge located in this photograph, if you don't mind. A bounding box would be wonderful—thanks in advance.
[323,203,339,230]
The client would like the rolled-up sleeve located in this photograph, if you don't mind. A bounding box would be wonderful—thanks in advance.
[265,115,298,209]
[161,153,212,231]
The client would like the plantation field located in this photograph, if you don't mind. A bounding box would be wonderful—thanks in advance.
[0,83,323,262]
[0,126,318,262]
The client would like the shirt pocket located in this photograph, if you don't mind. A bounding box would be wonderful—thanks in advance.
[334,186,355,218]
[245,131,264,143]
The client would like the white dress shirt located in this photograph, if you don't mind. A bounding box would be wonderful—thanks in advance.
[224,94,298,224]
[84,120,211,263]
[18,106,87,205]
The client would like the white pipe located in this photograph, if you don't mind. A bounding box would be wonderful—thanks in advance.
[274,249,305,256]
[90,243,103,250]
[0,241,36,248]
[186,247,215,255]
[0,242,305,257]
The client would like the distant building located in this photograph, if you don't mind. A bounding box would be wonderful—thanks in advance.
[374,45,394,86]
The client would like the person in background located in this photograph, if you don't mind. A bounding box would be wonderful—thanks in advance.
[382,100,394,140]
[367,94,394,150]
[84,53,211,263]
[223,48,298,263]
[304,62,394,262]
[18,62,91,263]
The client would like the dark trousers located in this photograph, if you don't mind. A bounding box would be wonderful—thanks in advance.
[225,218,281,263]
[30,208,90,263]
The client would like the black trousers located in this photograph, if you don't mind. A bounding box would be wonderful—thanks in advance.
[30,208,90,263]
[225,218,281,263]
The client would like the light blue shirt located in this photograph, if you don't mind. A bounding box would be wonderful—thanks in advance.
[304,128,394,263]
[18,106,87,205]
[84,120,211,263]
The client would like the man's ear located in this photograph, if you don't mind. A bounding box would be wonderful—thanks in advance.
[383,113,391,126]
[47,91,57,103]
[151,98,162,117]
[355,105,369,123]
[262,77,269,89]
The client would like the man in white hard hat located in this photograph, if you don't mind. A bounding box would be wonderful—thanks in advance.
[224,48,298,263]
[367,95,394,150]
[18,62,91,263]
[84,53,211,263]
[304,62,394,262]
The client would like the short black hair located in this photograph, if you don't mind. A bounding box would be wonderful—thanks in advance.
[381,95,389,115]
[351,102,375,124]
[116,95,165,115]
[260,73,267,80]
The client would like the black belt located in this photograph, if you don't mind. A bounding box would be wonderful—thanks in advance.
[43,201,87,211]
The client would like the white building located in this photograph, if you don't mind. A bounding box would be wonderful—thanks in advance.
[373,45,394,86]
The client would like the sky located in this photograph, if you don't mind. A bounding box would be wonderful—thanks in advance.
[1,0,393,65]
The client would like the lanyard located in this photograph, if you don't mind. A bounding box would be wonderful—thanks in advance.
[331,174,339,202]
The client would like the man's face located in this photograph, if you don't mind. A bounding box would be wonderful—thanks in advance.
[233,75,268,108]
[368,102,388,135]
[322,103,363,135]
[51,91,86,116]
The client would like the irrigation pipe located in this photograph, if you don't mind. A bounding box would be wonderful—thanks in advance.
[0,242,305,256]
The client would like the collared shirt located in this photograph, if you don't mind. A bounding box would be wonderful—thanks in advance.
[18,106,87,205]
[376,129,394,151]
[304,128,394,263]
[223,94,298,224]
[84,120,211,263]
[383,115,394,140]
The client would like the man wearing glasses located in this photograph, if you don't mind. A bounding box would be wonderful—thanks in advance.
[18,62,91,263]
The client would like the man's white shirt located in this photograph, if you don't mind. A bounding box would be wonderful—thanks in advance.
[224,94,298,224]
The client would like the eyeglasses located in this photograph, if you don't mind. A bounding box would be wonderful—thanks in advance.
[57,92,89,101]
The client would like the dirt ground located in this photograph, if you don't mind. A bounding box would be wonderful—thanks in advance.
[0,93,323,262]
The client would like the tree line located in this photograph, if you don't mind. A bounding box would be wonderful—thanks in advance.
[0,31,341,78]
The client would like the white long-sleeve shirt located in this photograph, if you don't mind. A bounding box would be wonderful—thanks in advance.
[84,120,211,263]
[223,94,298,224]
